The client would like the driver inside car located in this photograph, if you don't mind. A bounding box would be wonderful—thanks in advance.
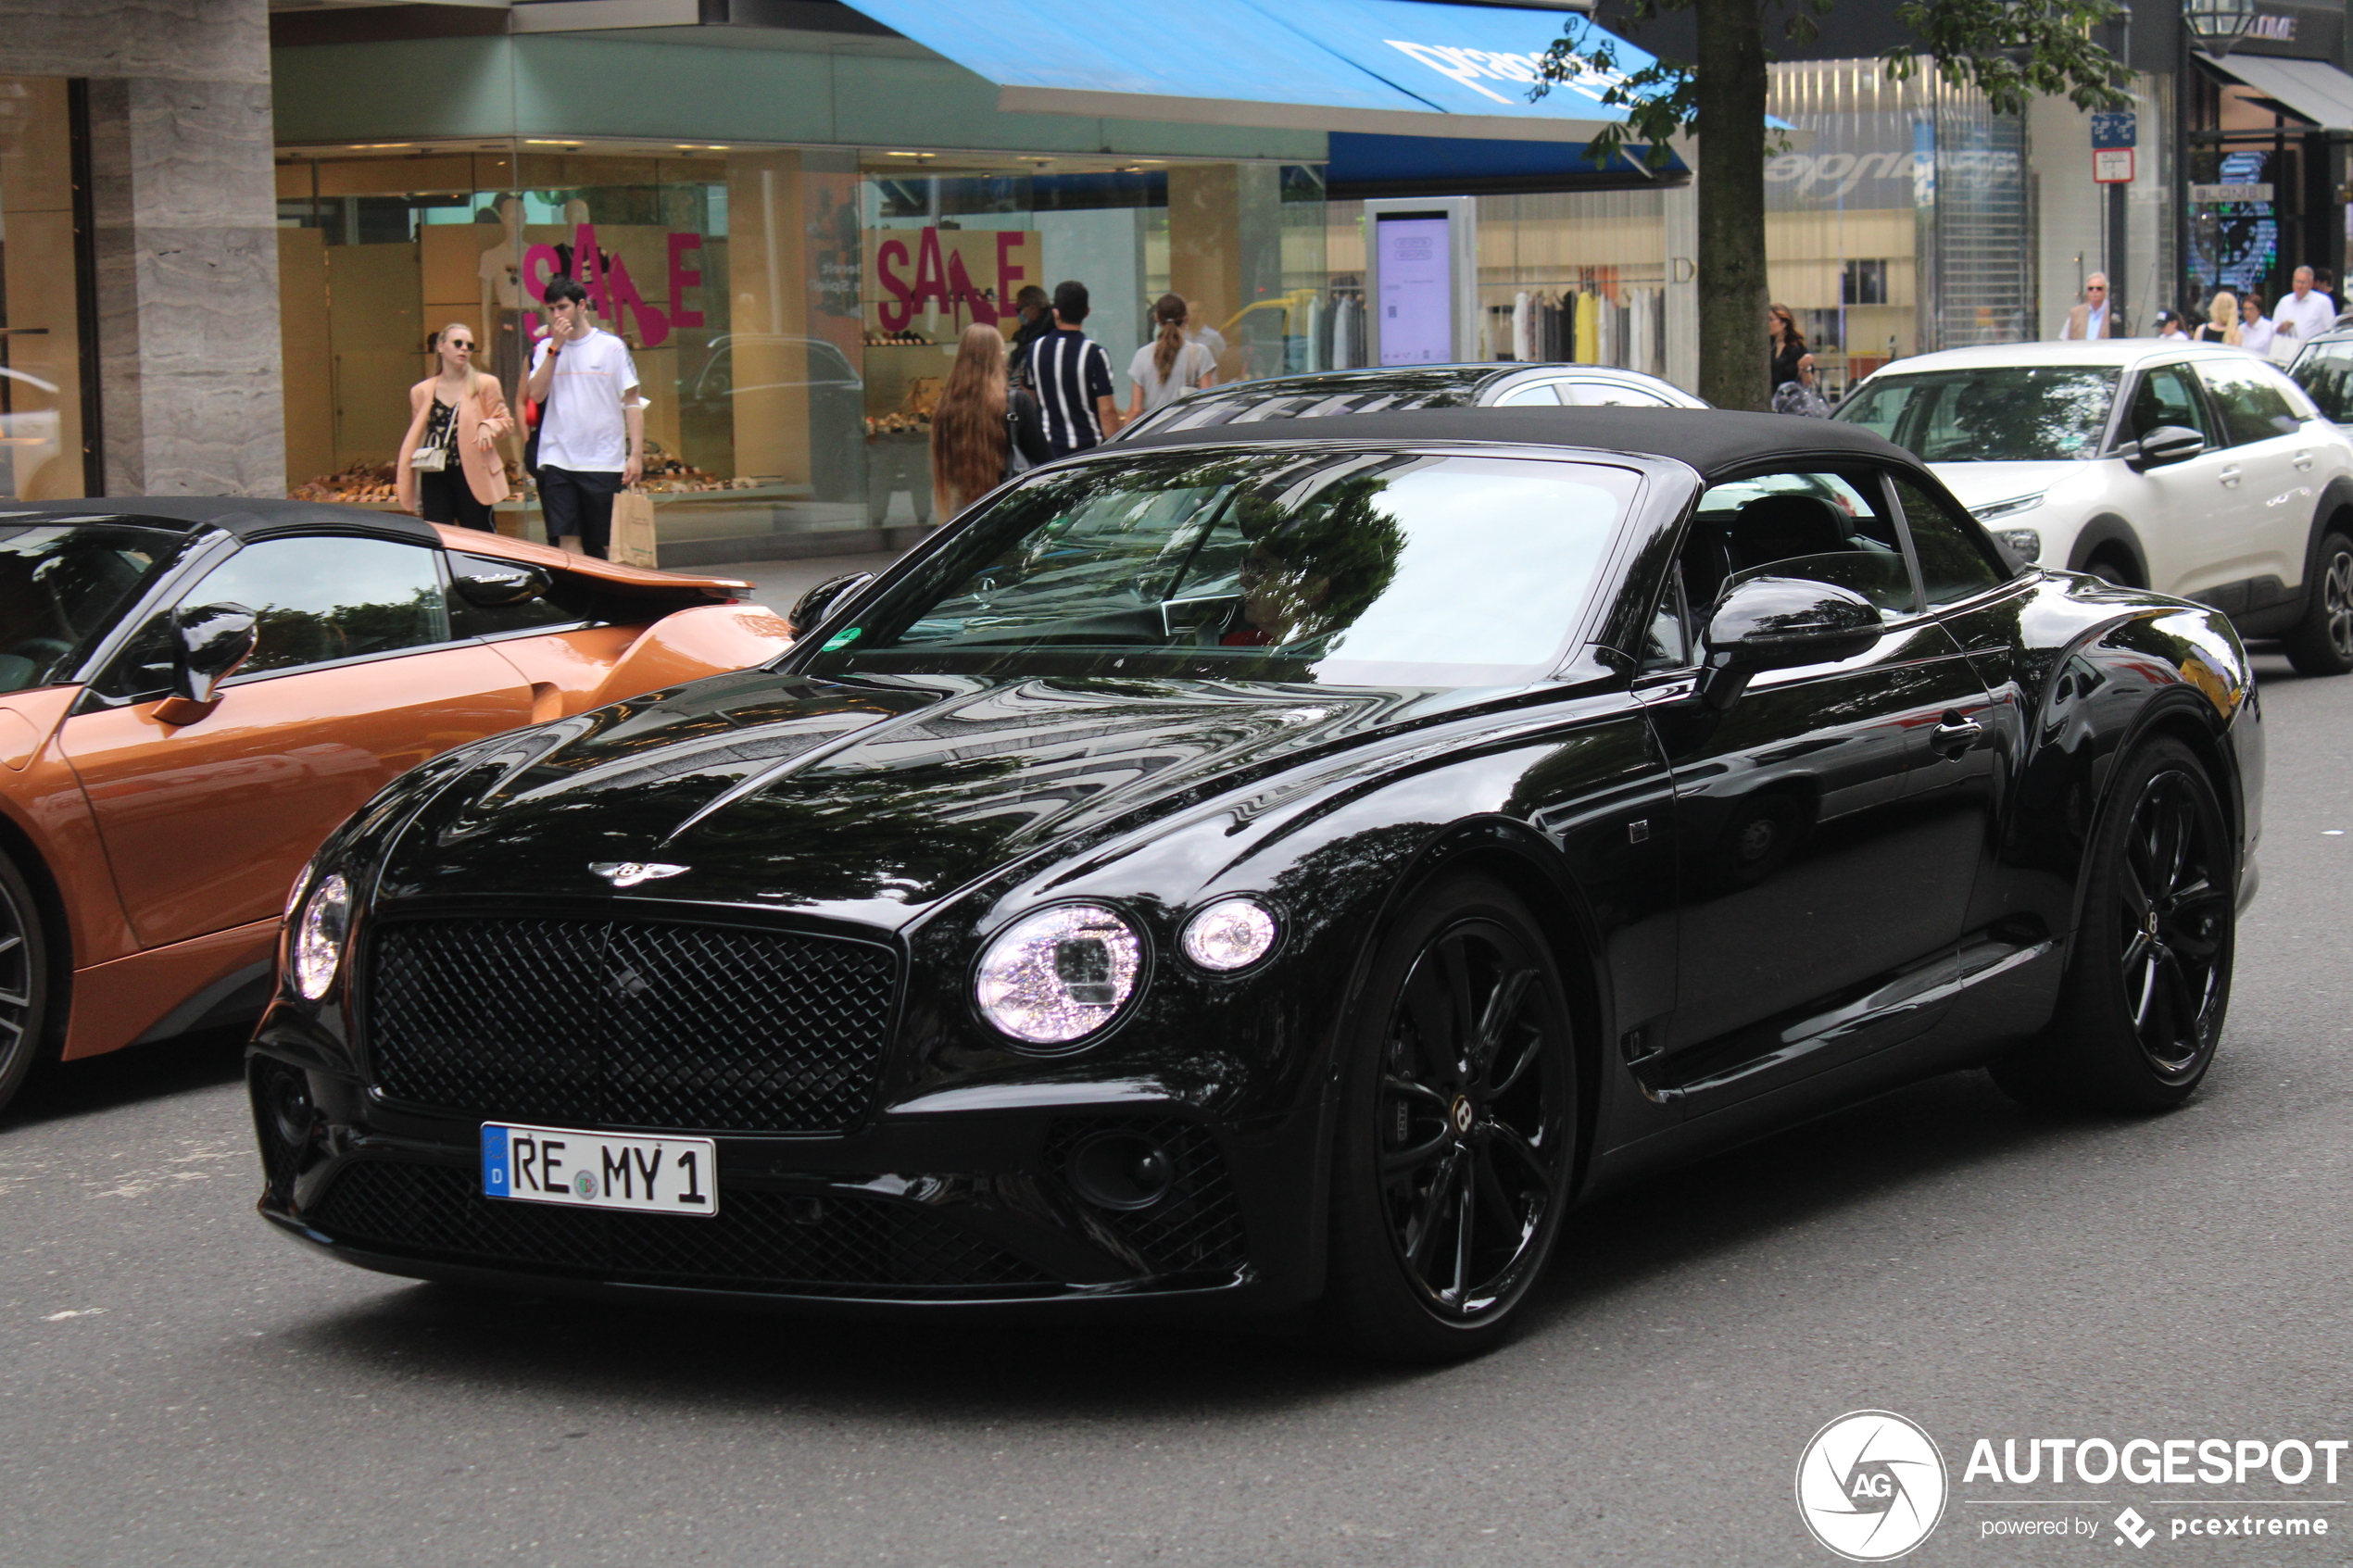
[1211,475,1405,648]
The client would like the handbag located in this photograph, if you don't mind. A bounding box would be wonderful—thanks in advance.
[408,445,448,472]
[1004,388,1039,478]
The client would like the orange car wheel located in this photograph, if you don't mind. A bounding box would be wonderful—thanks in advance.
[0,850,52,1117]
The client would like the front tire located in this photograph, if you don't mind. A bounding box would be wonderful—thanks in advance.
[0,849,55,1117]
[2284,531,2353,676]
[1321,875,1579,1362]
[1992,738,2233,1111]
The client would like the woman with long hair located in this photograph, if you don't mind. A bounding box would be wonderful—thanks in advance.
[1768,304,1807,393]
[2195,291,2240,345]
[1126,293,1217,422]
[396,322,512,530]
[931,320,1051,521]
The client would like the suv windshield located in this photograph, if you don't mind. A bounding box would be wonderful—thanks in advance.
[1120,369,1499,441]
[0,524,181,695]
[799,448,1640,688]
[2291,338,2353,423]
[1836,367,2120,461]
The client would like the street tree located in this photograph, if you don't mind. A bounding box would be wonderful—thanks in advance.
[1537,1,2131,410]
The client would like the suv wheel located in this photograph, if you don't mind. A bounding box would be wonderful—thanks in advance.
[2284,531,2353,676]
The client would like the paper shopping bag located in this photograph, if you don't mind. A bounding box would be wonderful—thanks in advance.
[611,489,659,569]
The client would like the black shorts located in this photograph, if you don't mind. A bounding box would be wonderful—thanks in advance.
[537,466,621,558]
[417,465,495,532]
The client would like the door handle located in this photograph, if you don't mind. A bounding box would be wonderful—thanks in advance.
[1929,714,1983,757]
[2295,451,2315,470]
[2218,465,2242,487]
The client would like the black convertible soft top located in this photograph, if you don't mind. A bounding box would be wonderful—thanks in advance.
[1114,406,1919,482]
[0,495,437,544]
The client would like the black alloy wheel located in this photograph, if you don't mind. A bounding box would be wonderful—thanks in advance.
[1324,875,1577,1361]
[1993,738,2233,1111]
[0,849,53,1118]
[2284,531,2353,677]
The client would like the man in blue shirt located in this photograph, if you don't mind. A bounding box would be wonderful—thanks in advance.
[1027,280,1121,456]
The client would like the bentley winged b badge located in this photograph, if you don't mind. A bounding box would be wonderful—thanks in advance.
[588,861,690,889]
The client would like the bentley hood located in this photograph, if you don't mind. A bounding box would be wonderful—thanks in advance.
[380,671,1447,926]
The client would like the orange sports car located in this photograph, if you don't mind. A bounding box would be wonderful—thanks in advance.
[0,496,793,1113]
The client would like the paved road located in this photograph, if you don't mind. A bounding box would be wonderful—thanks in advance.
[6,653,2349,1568]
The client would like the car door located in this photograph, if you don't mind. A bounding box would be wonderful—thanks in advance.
[2191,358,2319,611]
[57,533,535,950]
[2109,361,2252,594]
[1639,468,1994,1108]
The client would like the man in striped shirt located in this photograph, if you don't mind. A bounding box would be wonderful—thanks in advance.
[1026,280,1121,456]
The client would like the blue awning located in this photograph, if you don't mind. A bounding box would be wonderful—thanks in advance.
[1327,130,1688,194]
[841,0,1659,143]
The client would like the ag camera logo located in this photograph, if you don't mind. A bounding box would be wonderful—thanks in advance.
[1796,1411,1949,1561]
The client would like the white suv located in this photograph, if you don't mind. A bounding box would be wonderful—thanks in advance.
[1836,341,2353,674]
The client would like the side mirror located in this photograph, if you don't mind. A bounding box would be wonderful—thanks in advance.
[454,563,550,607]
[787,572,873,640]
[1697,576,1882,710]
[155,601,258,722]
[2124,424,2207,470]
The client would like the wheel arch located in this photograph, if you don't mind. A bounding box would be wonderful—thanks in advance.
[2067,513,2147,583]
[2064,690,2241,949]
[2294,477,2353,599]
[0,797,74,1060]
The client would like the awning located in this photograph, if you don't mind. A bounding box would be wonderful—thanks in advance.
[1327,130,1688,195]
[2205,52,2353,130]
[840,0,1658,143]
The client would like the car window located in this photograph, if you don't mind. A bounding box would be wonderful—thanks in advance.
[0,523,181,696]
[1890,476,2012,605]
[1493,383,1564,408]
[1650,470,1917,666]
[802,449,1641,688]
[182,535,450,677]
[1565,381,1673,408]
[1834,368,2117,461]
[2196,360,2304,447]
[2123,365,2213,445]
[2290,340,2353,422]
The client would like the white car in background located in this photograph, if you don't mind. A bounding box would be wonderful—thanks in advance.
[1836,341,2353,674]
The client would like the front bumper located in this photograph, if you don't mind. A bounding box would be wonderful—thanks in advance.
[247,1047,1329,1321]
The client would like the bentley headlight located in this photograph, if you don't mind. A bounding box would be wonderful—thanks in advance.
[292,873,352,1001]
[1180,897,1279,972]
[975,903,1143,1045]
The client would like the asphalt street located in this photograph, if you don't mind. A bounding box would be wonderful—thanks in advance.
[5,649,2350,1568]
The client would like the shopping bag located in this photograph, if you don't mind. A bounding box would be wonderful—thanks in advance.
[611,489,659,569]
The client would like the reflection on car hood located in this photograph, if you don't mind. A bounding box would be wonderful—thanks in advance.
[1926,460,2090,510]
[385,671,1452,925]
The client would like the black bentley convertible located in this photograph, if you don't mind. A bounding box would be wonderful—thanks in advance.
[251,408,2260,1361]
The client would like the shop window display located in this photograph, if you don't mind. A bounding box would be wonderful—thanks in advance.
[0,77,93,502]
[275,142,1327,562]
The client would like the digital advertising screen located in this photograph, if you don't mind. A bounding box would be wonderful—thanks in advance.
[1376,212,1453,366]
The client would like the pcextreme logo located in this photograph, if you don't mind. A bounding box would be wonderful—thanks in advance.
[1796,1411,1950,1562]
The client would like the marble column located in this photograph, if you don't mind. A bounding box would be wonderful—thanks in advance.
[5,0,284,498]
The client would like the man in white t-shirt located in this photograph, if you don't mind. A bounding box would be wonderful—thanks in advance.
[2271,267,2336,354]
[526,276,642,558]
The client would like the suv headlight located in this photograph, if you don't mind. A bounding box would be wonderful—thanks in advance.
[1970,491,2046,522]
[975,903,1143,1045]
[292,873,352,1001]
[1994,528,2042,565]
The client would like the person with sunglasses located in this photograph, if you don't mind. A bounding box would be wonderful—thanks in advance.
[2058,274,2114,340]
[395,321,513,531]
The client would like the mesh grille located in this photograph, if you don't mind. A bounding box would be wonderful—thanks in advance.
[311,1161,1053,1294]
[366,917,897,1133]
[1047,1117,1247,1276]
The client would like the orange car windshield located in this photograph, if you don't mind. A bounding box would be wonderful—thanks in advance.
[0,525,181,695]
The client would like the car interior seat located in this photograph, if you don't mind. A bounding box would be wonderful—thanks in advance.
[1730,494,1853,574]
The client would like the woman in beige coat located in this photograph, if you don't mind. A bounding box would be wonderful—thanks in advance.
[395,322,512,530]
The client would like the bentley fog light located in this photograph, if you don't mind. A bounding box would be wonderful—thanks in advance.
[1180,897,1279,972]
[292,873,352,1001]
[975,903,1142,1045]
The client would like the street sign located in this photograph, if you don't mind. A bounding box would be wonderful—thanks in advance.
[2091,110,2137,150]
[2094,147,2135,183]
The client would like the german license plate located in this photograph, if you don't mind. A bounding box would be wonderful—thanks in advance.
[481,1122,718,1217]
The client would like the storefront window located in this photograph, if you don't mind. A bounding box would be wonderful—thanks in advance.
[0,77,93,501]
[276,141,1328,563]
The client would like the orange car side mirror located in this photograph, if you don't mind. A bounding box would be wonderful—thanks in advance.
[157,603,258,724]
